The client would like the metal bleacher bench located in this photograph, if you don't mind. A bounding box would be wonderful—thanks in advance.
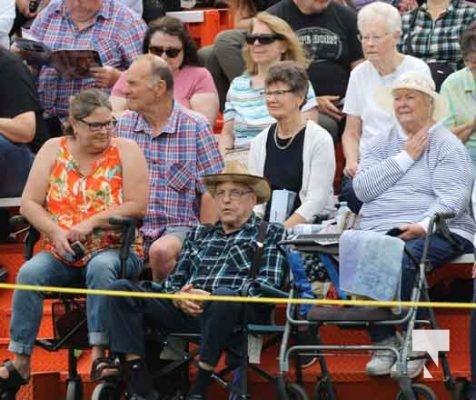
[0,197,21,209]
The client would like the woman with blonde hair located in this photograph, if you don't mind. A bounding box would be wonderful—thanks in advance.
[218,12,318,159]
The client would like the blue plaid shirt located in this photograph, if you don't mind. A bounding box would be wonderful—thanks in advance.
[164,214,286,293]
[399,0,476,70]
[116,103,223,242]
[30,0,146,119]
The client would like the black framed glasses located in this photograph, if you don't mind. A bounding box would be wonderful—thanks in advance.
[78,118,117,132]
[263,89,294,98]
[244,33,284,45]
[215,189,253,201]
[148,46,182,58]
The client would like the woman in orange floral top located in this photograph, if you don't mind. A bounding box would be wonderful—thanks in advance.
[0,89,148,392]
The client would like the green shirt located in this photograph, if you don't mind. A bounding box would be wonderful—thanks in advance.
[441,67,476,149]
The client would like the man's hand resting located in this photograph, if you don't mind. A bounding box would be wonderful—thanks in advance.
[174,284,210,317]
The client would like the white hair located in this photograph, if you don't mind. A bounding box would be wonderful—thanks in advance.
[357,1,402,36]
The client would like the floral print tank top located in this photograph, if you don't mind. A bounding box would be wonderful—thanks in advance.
[44,137,143,266]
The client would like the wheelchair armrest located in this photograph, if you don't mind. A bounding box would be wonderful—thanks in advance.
[9,215,40,260]
[109,216,142,273]
[242,280,288,299]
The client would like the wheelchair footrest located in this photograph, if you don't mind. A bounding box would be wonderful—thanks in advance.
[35,338,61,351]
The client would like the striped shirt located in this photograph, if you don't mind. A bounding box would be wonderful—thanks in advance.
[399,0,476,70]
[164,214,286,293]
[223,73,317,145]
[116,103,223,242]
[30,0,146,119]
[354,123,475,241]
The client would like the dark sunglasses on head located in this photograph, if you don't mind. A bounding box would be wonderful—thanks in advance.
[244,33,284,45]
[148,46,182,58]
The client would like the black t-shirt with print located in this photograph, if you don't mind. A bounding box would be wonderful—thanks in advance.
[267,0,363,97]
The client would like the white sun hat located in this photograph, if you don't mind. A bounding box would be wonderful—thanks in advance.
[374,71,448,121]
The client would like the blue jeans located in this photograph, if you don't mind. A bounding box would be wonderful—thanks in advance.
[9,250,142,355]
[339,176,362,215]
[0,135,33,197]
[369,232,473,343]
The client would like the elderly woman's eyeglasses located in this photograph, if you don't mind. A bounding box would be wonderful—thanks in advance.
[215,189,253,201]
[357,34,389,44]
[79,119,117,132]
[245,33,284,45]
[263,89,294,98]
[149,46,182,58]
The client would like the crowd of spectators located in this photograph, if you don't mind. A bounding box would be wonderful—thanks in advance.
[1,0,476,398]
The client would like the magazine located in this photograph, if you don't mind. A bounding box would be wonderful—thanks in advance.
[14,37,102,79]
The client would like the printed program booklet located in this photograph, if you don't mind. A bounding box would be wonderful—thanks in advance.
[15,37,102,79]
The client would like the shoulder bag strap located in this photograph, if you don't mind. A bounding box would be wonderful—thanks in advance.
[249,221,269,280]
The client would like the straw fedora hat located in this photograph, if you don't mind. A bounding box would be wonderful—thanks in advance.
[374,71,448,122]
[203,160,271,204]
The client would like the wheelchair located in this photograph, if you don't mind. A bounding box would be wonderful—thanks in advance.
[1,215,139,400]
[274,213,470,400]
[90,241,320,400]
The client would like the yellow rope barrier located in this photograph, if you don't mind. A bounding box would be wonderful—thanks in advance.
[0,282,475,309]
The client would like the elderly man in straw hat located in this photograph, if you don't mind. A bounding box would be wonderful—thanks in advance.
[99,160,286,400]
[352,71,475,378]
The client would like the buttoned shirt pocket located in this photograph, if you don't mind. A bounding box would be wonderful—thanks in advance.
[167,162,193,192]
[226,243,254,276]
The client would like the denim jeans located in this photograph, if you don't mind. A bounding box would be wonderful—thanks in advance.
[106,281,270,365]
[369,232,473,343]
[339,175,363,215]
[9,249,142,355]
[0,135,34,197]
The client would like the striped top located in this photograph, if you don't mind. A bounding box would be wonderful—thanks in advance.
[354,123,475,241]
[223,73,317,145]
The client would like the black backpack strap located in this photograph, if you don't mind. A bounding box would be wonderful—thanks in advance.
[249,221,269,280]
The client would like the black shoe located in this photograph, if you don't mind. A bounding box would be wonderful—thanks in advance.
[128,390,160,400]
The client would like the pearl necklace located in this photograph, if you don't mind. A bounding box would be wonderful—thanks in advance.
[273,123,303,151]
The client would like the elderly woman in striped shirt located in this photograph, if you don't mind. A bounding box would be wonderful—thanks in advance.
[353,71,475,378]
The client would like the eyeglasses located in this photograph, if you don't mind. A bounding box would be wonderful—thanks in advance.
[263,89,294,98]
[148,46,182,58]
[215,189,253,201]
[78,118,117,132]
[357,34,389,44]
[244,33,284,45]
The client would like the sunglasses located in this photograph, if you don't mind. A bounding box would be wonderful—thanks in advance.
[244,33,284,45]
[148,46,182,58]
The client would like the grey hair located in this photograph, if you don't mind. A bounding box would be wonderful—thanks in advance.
[265,60,309,109]
[357,1,401,36]
[64,89,111,136]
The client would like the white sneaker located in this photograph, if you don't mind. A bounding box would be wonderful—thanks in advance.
[391,332,427,379]
[366,335,402,376]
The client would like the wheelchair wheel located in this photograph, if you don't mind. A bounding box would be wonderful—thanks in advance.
[286,383,309,400]
[0,390,17,400]
[314,379,336,400]
[65,379,83,400]
[395,383,437,400]
[454,377,470,400]
[91,381,121,400]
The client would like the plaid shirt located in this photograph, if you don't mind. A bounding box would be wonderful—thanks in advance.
[164,214,286,293]
[399,0,476,70]
[30,0,146,119]
[116,103,223,242]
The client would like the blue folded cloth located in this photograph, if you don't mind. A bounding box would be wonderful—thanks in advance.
[339,230,404,311]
